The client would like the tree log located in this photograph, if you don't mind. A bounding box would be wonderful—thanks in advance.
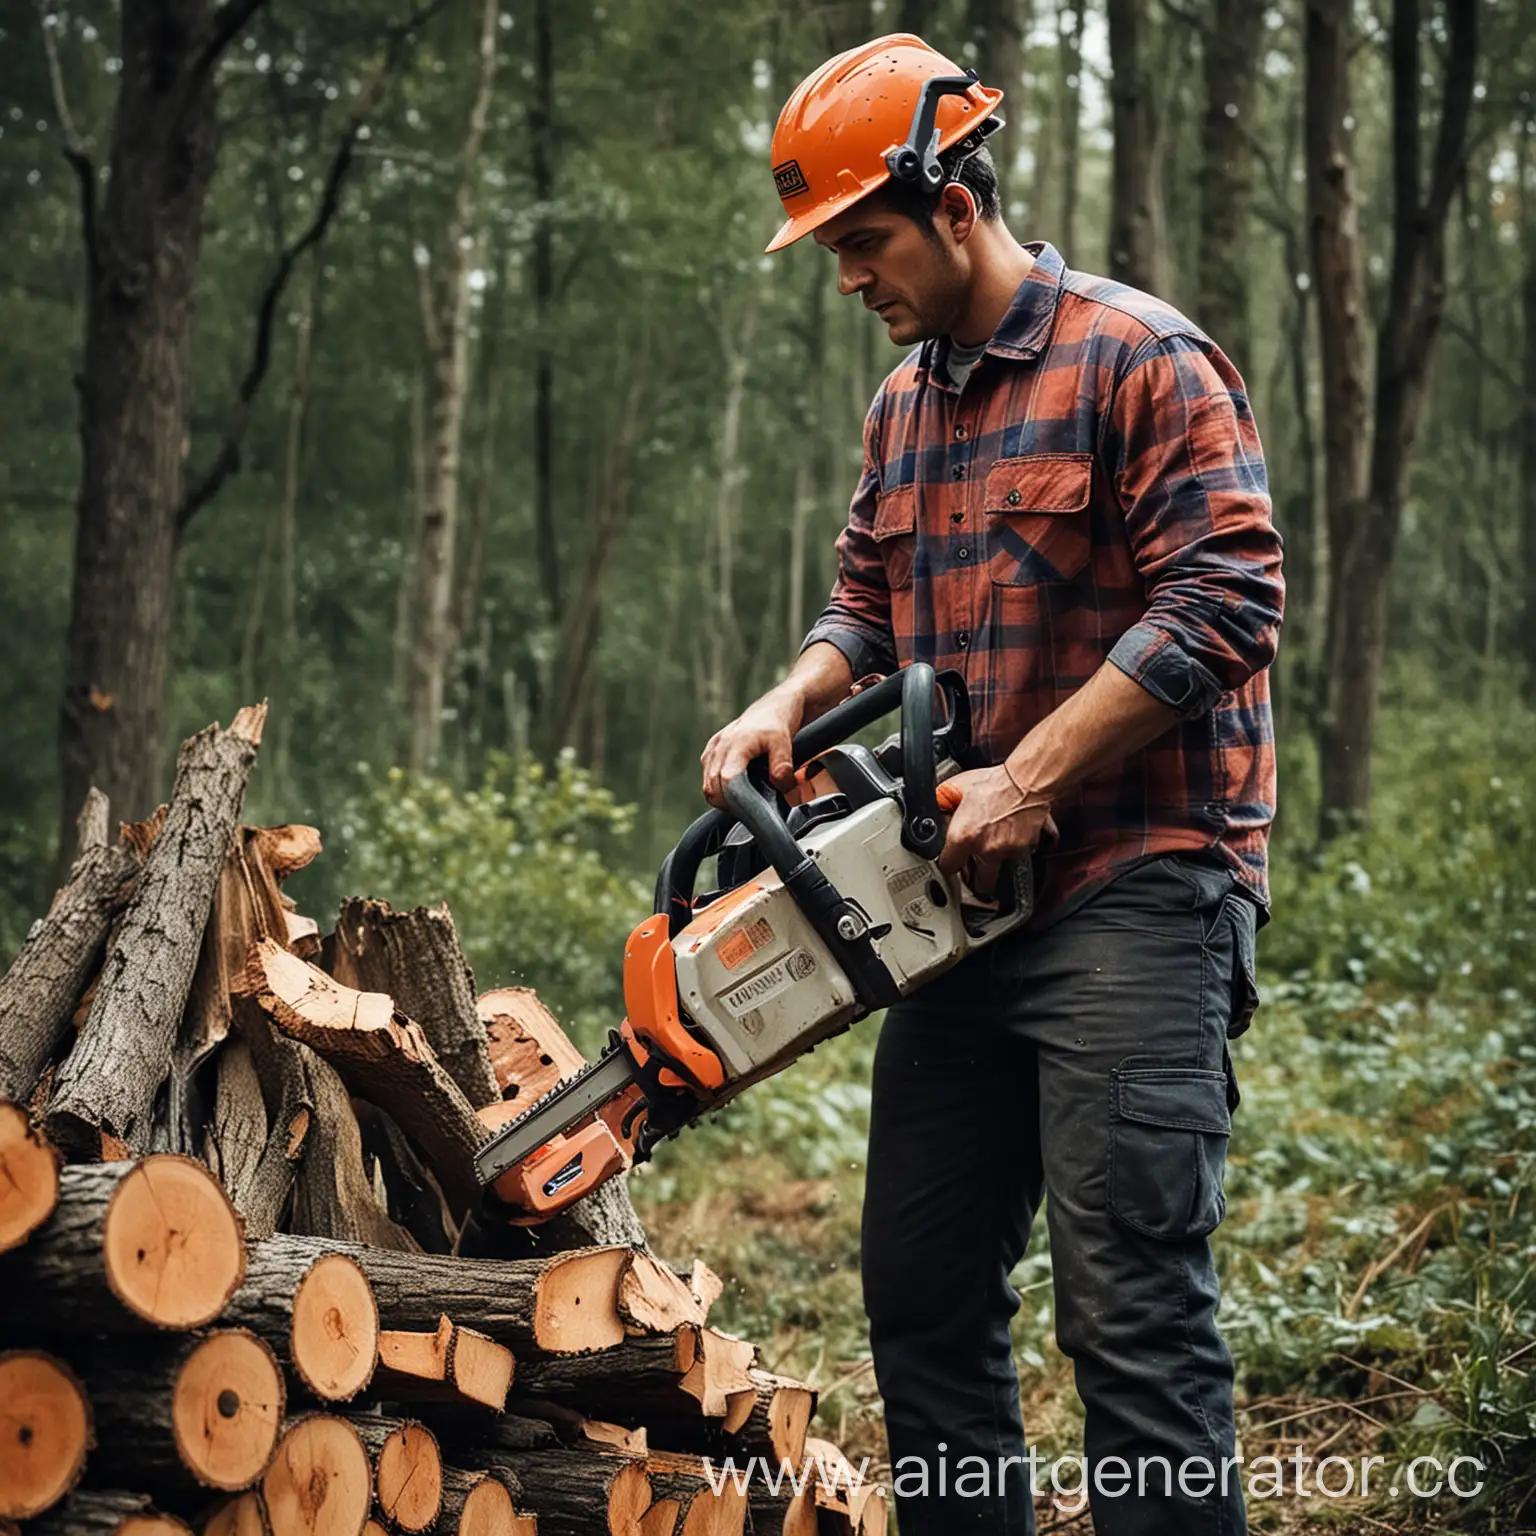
[375,1315,515,1410]
[642,1450,746,1536]
[239,939,485,1213]
[438,1467,534,1536]
[478,988,585,1102]
[0,790,139,1103]
[0,1101,60,1253]
[618,1252,708,1334]
[202,1491,270,1536]
[241,1011,413,1251]
[83,1329,284,1493]
[260,1415,371,1536]
[224,1243,379,1404]
[0,1350,91,1519]
[471,1448,649,1536]
[25,1489,192,1536]
[510,1330,696,1421]
[330,898,500,1107]
[0,1157,244,1331]
[626,1370,813,1471]
[352,1099,457,1253]
[244,1232,633,1353]
[46,708,266,1158]
[746,1483,816,1536]
[346,1415,441,1534]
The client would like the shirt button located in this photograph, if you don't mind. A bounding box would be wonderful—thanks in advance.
[950,510,963,524]
[957,631,971,650]
[954,423,968,440]
[957,547,971,562]
[1005,487,1022,506]
[952,464,966,481]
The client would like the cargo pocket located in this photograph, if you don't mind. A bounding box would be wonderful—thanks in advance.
[985,453,1092,586]
[1107,1067,1231,1242]
[872,485,916,590]
[1223,893,1261,1041]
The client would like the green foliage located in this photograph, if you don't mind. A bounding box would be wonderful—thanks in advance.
[333,750,648,1052]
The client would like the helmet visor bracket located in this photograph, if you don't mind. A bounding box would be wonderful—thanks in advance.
[883,69,998,190]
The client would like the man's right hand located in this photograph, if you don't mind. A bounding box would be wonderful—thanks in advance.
[700,688,805,809]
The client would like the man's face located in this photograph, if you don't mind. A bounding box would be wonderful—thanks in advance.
[813,200,970,347]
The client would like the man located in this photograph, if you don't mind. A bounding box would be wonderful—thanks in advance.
[700,34,1282,1536]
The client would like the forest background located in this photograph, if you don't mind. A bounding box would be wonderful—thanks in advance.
[2,0,1533,1528]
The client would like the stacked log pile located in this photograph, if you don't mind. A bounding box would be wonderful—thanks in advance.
[0,708,885,1536]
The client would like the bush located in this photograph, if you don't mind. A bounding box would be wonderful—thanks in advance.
[332,750,650,1053]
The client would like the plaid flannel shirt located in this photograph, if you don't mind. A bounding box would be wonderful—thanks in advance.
[802,241,1284,922]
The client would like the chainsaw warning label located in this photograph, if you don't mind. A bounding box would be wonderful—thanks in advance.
[720,949,815,1017]
[717,916,776,972]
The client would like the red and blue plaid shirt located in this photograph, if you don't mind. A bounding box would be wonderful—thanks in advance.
[803,242,1284,922]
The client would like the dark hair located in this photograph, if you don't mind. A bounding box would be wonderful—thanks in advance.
[873,131,1003,237]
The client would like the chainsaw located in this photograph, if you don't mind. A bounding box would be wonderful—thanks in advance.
[474,662,1036,1221]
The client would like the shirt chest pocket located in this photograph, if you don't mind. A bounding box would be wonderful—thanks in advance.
[985,453,1093,586]
[872,484,917,590]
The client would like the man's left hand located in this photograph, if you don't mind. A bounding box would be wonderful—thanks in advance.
[935,766,1054,897]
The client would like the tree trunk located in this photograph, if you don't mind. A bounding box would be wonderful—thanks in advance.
[45,707,265,1157]
[1196,0,1264,369]
[965,0,1028,214]
[407,0,500,771]
[1106,0,1166,293]
[530,0,561,632]
[1313,0,1478,834]
[1520,118,1536,699]
[0,790,139,1102]
[55,0,238,866]
[1058,0,1087,261]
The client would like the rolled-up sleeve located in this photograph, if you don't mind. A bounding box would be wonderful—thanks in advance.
[1103,334,1285,718]
[800,390,899,680]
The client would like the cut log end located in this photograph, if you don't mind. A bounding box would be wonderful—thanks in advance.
[0,1351,91,1520]
[119,1519,193,1536]
[291,1252,379,1401]
[534,1246,632,1353]
[103,1154,246,1328]
[610,1461,653,1533]
[261,1416,370,1536]
[173,1330,285,1491]
[0,1103,60,1253]
[458,1477,517,1536]
[374,1421,441,1534]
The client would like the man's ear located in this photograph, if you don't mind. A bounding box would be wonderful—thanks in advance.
[940,183,980,245]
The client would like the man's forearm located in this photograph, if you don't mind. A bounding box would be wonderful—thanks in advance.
[769,641,856,729]
[1005,661,1180,802]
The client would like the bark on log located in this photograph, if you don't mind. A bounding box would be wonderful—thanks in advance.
[471,1448,649,1536]
[46,709,266,1158]
[438,1467,533,1536]
[240,940,485,1213]
[25,1489,192,1536]
[330,899,500,1106]
[0,790,139,1103]
[260,1415,371,1536]
[352,1099,457,1253]
[0,1157,244,1331]
[0,1350,92,1519]
[245,1232,632,1353]
[746,1483,816,1536]
[82,1329,284,1493]
[241,1011,414,1251]
[0,1100,60,1253]
[509,1329,697,1421]
[628,1370,814,1471]
[346,1415,441,1534]
[375,1314,515,1410]
[223,1243,379,1403]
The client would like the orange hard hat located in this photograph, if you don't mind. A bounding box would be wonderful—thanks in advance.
[765,34,1005,254]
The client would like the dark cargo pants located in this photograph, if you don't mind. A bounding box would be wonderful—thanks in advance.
[861,853,1260,1536]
